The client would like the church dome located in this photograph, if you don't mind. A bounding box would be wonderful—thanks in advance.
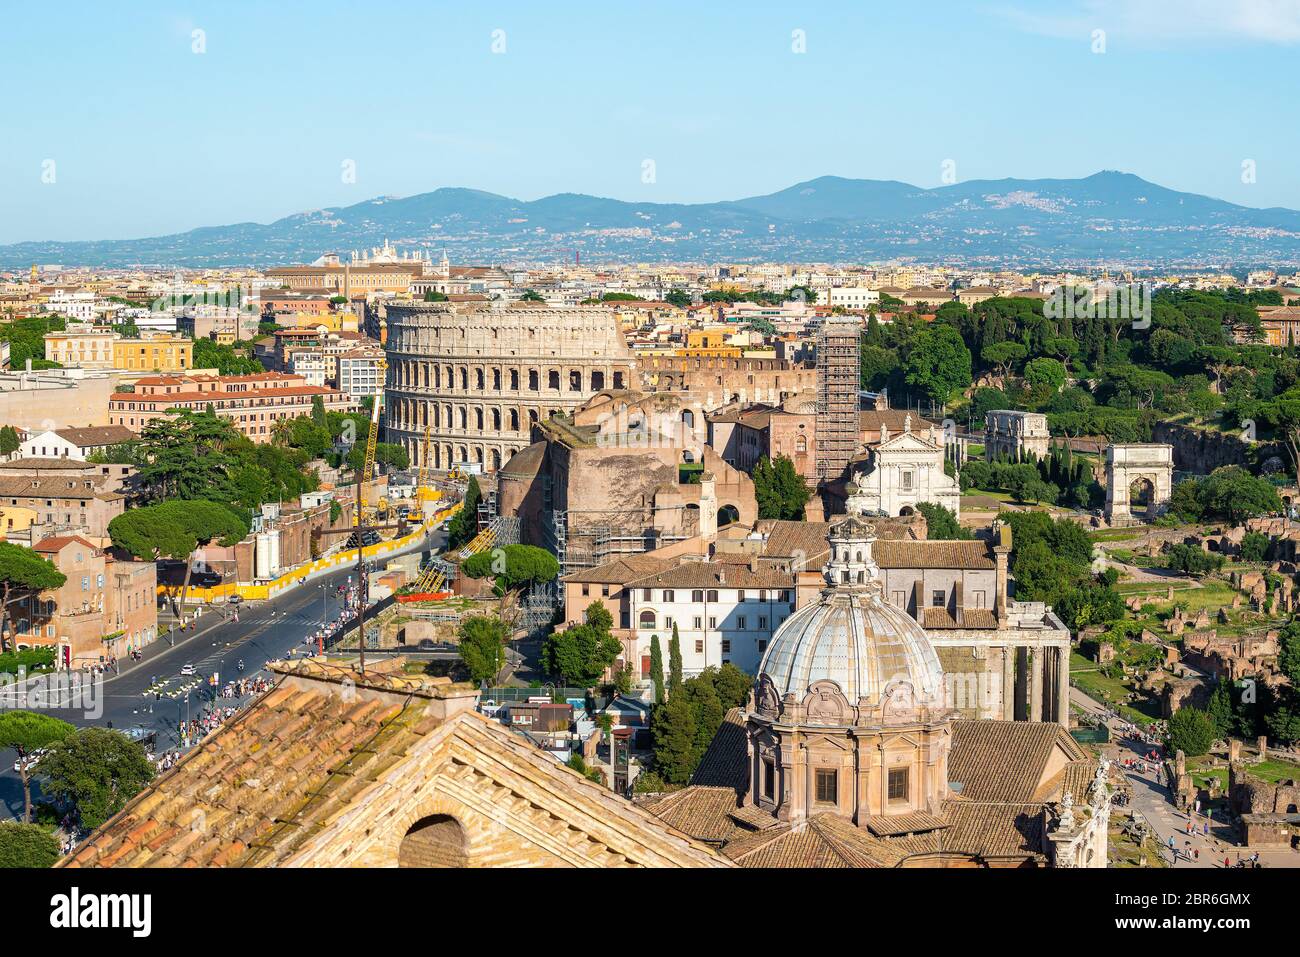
[756,516,946,714]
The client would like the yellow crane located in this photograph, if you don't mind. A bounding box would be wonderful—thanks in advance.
[411,513,495,594]
[356,359,388,526]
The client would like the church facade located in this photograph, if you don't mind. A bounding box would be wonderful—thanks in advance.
[846,416,962,518]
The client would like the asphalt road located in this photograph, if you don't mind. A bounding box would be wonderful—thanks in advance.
[0,526,446,821]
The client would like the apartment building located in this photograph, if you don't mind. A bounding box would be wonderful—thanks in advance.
[43,328,193,372]
[107,372,355,442]
[337,347,385,400]
[11,535,157,668]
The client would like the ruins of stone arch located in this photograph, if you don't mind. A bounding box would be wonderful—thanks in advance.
[1104,443,1174,523]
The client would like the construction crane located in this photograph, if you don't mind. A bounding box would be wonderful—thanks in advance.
[411,516,495,595]
[356,358,388,526]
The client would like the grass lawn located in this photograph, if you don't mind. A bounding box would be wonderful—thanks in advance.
[1070,651,1162,722]
[1247,759,1300,784]
[1088,527,1146,543]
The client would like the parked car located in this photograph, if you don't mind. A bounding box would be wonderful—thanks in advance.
[228,595,243,605]
[180,663,197,676]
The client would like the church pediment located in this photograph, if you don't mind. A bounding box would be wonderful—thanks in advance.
[876,431,942,453]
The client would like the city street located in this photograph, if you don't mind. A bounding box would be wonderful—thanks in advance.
[0,526,445,821]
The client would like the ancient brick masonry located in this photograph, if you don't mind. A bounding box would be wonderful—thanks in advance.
[383,301,638,474]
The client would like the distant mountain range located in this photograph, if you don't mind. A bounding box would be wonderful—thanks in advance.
[5,171,1300,269]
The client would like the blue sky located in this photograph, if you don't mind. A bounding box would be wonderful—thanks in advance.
[2,0,1299,244]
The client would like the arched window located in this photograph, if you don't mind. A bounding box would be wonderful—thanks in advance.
[682,409,695,429]
[638,610,656,630]
[569,370,582,392]
[509,409,519,431]
[591,370,605,391]
[795,435,807,452]
[510,368,519,391]
[475,368,485,390]
[474,408,484,430]
[528,369,539,391]
[548,370,560,390]
[491,408,501,430]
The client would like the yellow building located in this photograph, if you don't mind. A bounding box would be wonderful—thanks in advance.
[679,327,741,358]
[111,334,192,372]
[43,329,192,372]
[43,329,116,368]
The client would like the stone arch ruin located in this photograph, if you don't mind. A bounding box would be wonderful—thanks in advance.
[1104,443,1173,524]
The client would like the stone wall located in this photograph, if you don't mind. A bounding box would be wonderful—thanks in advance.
[1151,421,1284,475]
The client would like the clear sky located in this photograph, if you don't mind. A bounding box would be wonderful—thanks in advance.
[2,0,1299,244]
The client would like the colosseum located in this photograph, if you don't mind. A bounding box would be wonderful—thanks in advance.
[383,301,639,472]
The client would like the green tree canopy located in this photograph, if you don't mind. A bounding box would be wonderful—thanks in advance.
[458,615,508,685]
[541,602,621,687]
[0,822,59,868]
[40,727,156,830]
[752,455,811,521]
[0,710,75,822]
[1166,707,1216,758]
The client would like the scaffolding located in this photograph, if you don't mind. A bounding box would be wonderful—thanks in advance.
[816,320,862,483]
[546,508,678,578]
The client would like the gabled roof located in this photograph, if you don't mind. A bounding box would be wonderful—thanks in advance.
[63,659,726,869]
[947,719,1086,803]
[874,540,996,570]
[560,553,676,586]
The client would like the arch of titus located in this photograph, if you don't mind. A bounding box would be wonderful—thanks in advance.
[383,301,638,473]
[1104,443,1173,523]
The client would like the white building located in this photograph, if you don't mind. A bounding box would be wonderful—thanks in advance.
[624,561,794,678]
[45,292,98,323]
[19,425,137,461]
[337,349,384,400]
[291,351,328,388]
[819,286,880,310]
[846,415,962,518]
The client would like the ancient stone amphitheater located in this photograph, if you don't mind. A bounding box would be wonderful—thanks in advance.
[383,301,637,472]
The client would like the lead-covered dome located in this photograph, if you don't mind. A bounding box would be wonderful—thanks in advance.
[755,516,946,717]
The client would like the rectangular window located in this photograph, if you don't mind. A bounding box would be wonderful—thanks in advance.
[721,639,731,653]
[708,617,717,629]
[737,616,746,630]
[663,589,674,603]
[931,590,946,607]
[902,471,914,491]
[737,590,746,602]
[815,768,838,805]
[581,584,589,596]
[888,768,910,802]
[642,588,652,600]
[973,590,986,609]
[758,615,768,629]
[693,617,702,629]
[694,639,704,654]
[763,760,775,799]
[757,639,767,653]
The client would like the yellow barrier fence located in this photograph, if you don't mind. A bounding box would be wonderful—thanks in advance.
[158,502,463,604]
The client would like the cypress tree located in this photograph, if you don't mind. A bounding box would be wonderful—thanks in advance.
[668,623,683,695]
[650,634,665,703]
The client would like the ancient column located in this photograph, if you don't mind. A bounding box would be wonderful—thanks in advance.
[1056,644,1070,726]
[1030,648,1044,722]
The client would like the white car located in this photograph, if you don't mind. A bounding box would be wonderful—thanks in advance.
[180,663,197,676]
